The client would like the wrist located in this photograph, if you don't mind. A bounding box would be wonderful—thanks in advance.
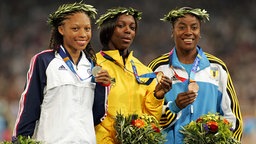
[99,82,111,87]
[153,90,164,99]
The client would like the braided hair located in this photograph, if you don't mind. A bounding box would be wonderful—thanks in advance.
[47,1,97,64]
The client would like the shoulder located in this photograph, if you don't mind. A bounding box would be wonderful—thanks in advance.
[96,52,103,59]
[33,49,55,59]
[148,53,170,71]
[31,49,55,67]
[96,52,106,63]
[204,52,228,72]
[36,49,55,58]
[132,56,150,68]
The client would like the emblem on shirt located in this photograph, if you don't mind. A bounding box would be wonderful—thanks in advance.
[87,69,92,75]
[58,65,67,70]
[210,66,219,80]
[110,78,116,87]
[171,75,178,81]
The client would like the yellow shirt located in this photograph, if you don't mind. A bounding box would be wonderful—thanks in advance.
[95,50,164,144]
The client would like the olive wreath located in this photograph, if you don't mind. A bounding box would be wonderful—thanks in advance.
[161,7,210,23]
[47,1,97,27]
[95,7,142,28]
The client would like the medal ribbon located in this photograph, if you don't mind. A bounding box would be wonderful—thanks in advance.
[59,46,92,81]
[169,49,187,82]
[189,48,203,82]
[188,49,203,114]
[169,47,203,83]
[130,60,156,85]
[169,47,203,114]
[100,50,156,85]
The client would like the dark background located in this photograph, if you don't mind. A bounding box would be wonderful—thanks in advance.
[0,0,255,143]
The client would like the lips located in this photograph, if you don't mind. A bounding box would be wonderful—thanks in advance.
[76,40,88,46]
[121,37,132,43]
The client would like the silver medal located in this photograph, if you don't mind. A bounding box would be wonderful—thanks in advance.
[92,66,102,77]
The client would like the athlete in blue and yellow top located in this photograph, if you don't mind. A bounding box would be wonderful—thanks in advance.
[148,7,243,144]
[95,7,172,143]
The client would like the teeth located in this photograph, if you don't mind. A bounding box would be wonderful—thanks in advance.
[77,41,86,45]
[184,39,192,42]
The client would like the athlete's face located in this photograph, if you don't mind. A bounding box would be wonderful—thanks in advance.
[108,14,136,51]
[58,12,92,52]
[172,14,201,51]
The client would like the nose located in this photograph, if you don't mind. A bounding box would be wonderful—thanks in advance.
[184,27,192,35]
[79,29,90,38]
[124,26,132,34]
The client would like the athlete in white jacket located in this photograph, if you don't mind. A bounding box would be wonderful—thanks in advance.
[12,2,110,144]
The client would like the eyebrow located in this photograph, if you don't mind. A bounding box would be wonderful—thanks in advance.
[177,21,199,26]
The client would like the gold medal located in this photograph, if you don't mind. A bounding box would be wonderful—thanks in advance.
[188,82,199,93]
[156,71,164,82]
[92,66,102,77]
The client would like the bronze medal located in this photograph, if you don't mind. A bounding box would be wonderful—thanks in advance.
[188,82,199,93]
[156,71,164,82]
[92,66,102,77]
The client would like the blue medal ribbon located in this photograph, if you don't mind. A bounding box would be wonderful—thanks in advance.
[130,60,156,85]
[59,46,92,81]
[100,51,156,85]
[189,48,203,82]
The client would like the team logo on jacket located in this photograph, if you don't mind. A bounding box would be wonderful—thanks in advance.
[210,66,219,80]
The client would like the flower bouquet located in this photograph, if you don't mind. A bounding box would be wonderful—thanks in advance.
[180,113,241,144]
[1,135,42,144]
[114,112,166,144]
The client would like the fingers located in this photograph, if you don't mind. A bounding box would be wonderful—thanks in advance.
[94,69,111,84]
[158,75,172,92]
[154,76,172,99]
[176,92,197,109]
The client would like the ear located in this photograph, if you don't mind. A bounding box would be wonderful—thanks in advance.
[58,25,64,35]
[170,28,173,38]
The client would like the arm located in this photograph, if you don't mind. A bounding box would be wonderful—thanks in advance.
[13,53,47,137]
[93,83,109,125]
[143,71,172,121]
[206,53,243,141]
[92,69,111,126]
[148,53,179,129]
[220,66,243,141]
[160,101,180,129]
[143,80,164,121]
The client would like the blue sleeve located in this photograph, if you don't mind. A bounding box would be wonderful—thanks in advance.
[13,51,53,137]
[93,83,108,126]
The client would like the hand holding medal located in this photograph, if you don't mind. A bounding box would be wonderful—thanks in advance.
[93,65,111,86]
[188,82,199,93]
[92,65,102,77]
[156,71,164,83]
[175,82,199,109]
[154,71,172,99]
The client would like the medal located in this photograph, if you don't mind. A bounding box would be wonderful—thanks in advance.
[188,82,199,93]
[156,71,164,82]
[92,66,102,77]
